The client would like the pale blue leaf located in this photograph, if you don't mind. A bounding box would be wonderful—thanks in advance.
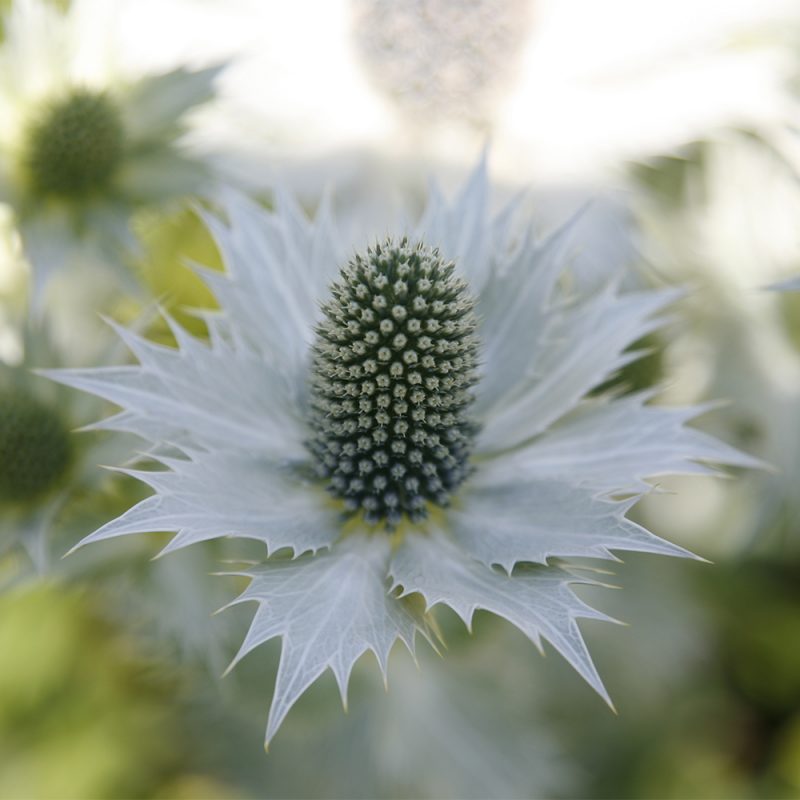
[415,151,493,292]
[390,530,614,705]
[477,287,680,453]
[449,479,694,571]
[480,392,765,494]
[45,318,308,461]
[224,535,421,745]
[473,209,589,415]
[120,65,223,144]
[71,449,338,557]
[196,189,339,383]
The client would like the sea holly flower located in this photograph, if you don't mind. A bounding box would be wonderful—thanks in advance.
[0,0,221,307]
[51,159,757,745]
[0,314,232,672]
[0,319,132,582]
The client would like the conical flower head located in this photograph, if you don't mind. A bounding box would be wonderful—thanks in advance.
[51,159,760,745]
[309,238,479,526]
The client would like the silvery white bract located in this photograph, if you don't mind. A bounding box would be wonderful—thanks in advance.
[52,158,757,745]
[0,0,221,308]
[0,320,131,584]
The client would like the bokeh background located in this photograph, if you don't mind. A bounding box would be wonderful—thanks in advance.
[2,0,800,797]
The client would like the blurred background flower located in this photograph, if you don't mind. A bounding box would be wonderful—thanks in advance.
[0,0,223,311]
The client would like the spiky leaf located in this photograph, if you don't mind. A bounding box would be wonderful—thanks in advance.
[449,478,694,571]
[72,450,338,558]
[390,530,614,704]
[224,535,422,745]
[480,392,764,494]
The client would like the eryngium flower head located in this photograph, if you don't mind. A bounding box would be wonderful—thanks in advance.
[309,239,479,526]
[0,0,222,308]
[53,158,759,745]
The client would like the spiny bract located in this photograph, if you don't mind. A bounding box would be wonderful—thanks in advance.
[308,238,478,527]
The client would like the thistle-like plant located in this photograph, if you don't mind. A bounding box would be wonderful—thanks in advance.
[0,0,221,307]
[52,159,757,745]
[0,319,132,581]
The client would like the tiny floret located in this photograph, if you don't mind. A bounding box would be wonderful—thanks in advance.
[308,238,479,527]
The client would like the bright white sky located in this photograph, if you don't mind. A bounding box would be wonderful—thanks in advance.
[107,0,800,185]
